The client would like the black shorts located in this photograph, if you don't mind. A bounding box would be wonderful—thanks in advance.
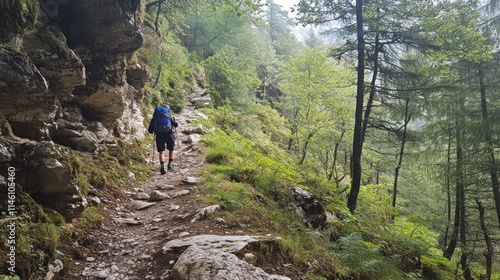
[156,132,175,152]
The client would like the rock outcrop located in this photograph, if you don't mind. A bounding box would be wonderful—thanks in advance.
[162,235,291,280]
[0,137,86,220]
[0,0,145,150]
[293,187,327,229]
[0,0,147,219]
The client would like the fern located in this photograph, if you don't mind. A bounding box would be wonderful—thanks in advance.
[336,232,404,279]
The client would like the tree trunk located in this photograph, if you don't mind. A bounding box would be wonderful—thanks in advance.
[191,19,198,53]
[153,50,164,88]
[457,120,472,280]
[361,28,380,145]
[478,64,500,227]
[298,132,314,165]
[154,0,163,32]
[287,125,298,151]
[391,97,411,216]
[347,0,365,213]
[443,123,452,255]
[329,130,345,182]
[444,120,461,259]
[475,198,493,280]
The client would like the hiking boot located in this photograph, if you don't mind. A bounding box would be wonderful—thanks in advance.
[167,162,174,171]
[160,164,166,175]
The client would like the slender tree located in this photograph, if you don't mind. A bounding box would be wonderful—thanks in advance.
[477,63,500,227]
[347,0,365,213]
[391,97,411,211]
[279,46,355,167]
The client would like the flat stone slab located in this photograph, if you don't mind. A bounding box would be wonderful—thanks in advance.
[162,235,272,254]
[171,245,291,280]
[172,190,190,198]
[182,176,198,185]
[113,218,143,225]
[128,200,155,211]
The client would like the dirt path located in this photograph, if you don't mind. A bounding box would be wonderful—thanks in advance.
[63,88,240,280]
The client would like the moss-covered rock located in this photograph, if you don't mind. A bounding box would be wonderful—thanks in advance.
[0,136,87,221]
[0,0,39,42]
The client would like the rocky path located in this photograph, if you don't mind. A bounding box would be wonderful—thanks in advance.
[62,87,296,280]
[62,88,229,279]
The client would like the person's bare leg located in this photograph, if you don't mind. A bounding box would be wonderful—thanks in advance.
[159,151,166,174]
[168,150,175,170]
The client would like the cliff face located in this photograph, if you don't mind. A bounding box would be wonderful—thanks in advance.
[0,0,148,220]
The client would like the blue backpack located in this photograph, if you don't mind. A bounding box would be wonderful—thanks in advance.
[154,106,172,133]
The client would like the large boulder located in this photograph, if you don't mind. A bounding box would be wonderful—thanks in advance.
[163,235,291,280]
[1,95,59,141]
[23,141,87,220]
[1,0,147,150]
[80,84,145,141]
[172,245,289,280]
[0,136,86,220]
[293,187,327,229]
[81,84,130,121]
[52,107,109,152]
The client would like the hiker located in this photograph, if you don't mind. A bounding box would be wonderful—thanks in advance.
[148,105,178,174]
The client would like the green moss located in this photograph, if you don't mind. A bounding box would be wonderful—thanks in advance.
[0,191,70,278]
[72,207,104,234]
[0,0,39,39]
[0,119,13,136]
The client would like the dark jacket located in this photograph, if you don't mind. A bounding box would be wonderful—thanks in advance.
[148,108,178,134]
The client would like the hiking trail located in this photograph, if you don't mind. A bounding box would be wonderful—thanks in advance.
[63,87,239,279]
[62,86,300,280]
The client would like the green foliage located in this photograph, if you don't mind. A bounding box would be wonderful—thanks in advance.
[356,184,396,223]
[181,4,258,61]
[202,125,298,189]
[264,0,301,60]
[199,106,236,132]
[203,47,261,107]
[279,46,356,175]
[71,207,104,236]
[197,104,452,278]
[420,248,455,279]
[421,0,491,63]
[335,232,404,279]
[135,12,195,114]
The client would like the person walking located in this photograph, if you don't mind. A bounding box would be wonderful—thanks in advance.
[148,105,178,174]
